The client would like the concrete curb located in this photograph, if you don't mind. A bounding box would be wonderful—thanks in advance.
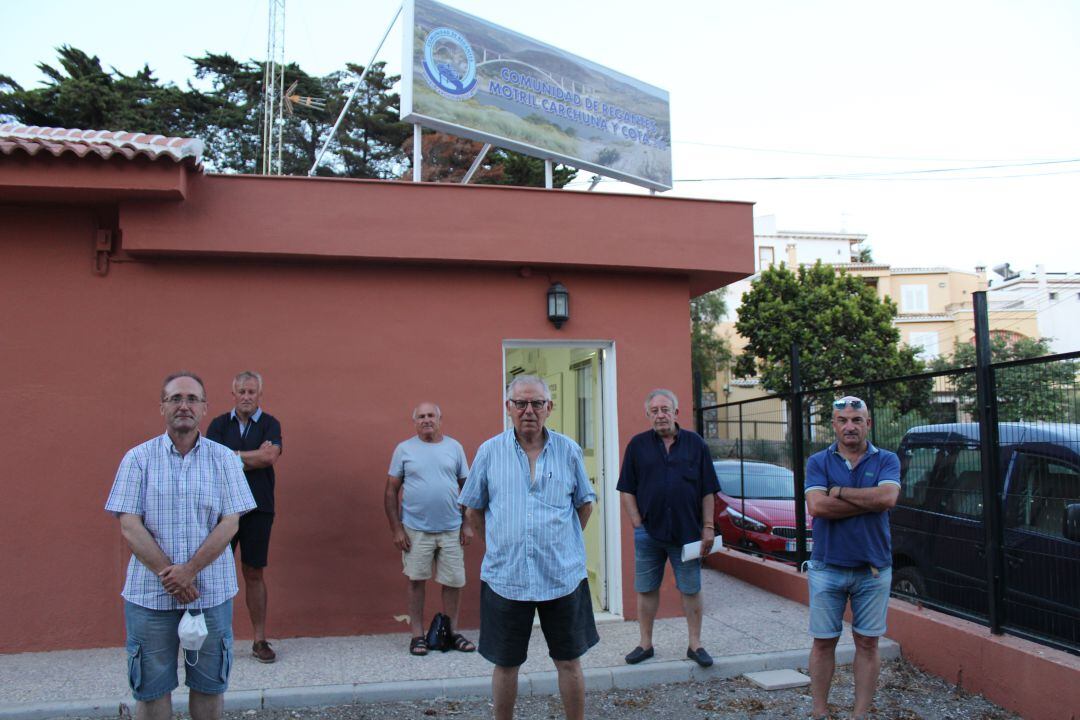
[0,640,899,719]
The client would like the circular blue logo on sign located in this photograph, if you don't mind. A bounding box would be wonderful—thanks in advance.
[421,27,477,100]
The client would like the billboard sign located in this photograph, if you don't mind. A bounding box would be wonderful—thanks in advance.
[401,0,672,190]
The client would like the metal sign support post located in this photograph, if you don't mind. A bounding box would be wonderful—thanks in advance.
[461,143,492,184]
[413,124,422,182]
[308,3,403,176]
[544,160,553,189]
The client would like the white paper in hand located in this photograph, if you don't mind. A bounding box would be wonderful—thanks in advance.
[681,536,724,562]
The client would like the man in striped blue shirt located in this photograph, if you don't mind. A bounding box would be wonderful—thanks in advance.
[105,372,256,720]
[460,375,597,720]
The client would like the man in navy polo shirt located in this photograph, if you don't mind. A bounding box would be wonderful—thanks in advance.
[804,396,900,720]
[617,389,719,668]
[206,371,283,664]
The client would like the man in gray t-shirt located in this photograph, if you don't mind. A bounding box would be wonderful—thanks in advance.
[385,401,474,655]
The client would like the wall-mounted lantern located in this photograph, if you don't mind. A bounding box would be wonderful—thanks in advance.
[547,282,569,329]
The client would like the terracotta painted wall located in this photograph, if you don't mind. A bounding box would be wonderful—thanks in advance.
[1,202,699,652]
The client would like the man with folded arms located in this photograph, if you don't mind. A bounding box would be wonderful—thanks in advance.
[804,396,900,720]
[617,388,720,668]
[206,370,283,664]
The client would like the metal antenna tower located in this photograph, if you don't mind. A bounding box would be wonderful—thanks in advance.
[261,0,286,175]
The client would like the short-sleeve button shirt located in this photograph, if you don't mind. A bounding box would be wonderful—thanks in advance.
[617,426,720,545]
[105,433,257,610]
[459,428,596,601]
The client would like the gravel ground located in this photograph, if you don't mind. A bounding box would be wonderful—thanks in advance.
[218,658,1019,720]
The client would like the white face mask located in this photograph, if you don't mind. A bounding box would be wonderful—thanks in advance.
[179,609,208,664]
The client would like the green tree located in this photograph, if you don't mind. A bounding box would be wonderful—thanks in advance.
[2,46,578,185]
[690,290,731,388]
[734,262,926,395]
[313,62,411,178]
[404,131,576,188]
[931,336,1077,421]
[481,148,576,188]
[187,54,410,177]
[0,45,191,134]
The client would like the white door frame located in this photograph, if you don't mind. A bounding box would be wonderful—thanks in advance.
[502,339,623,618]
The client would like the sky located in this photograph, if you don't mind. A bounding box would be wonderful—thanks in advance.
[4,0,1079,275]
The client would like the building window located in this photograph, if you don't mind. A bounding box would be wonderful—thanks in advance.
[909,331,940,360]
[758,246,774,269]
[1049,292,1058,301]
[901,284,929,312]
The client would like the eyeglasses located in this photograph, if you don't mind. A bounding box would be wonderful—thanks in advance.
[509,399,548,411]
[164,394,206,406]
[647,406,675,417]
[833,398,864,410]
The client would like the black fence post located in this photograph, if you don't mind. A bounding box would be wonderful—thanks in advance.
[737,403,744,461]
[791,342,809,568]
[973,290,1006,635]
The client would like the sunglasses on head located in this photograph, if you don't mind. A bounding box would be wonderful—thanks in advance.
[833,398,864,410]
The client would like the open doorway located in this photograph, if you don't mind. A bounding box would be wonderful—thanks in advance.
[503,342,621,615]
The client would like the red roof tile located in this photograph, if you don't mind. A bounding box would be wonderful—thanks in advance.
[0,124,204,166]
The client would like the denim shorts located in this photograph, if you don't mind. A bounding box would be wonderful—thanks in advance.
[478,579,599,667]
[807,561,891,638]
[124,599,234,701]
[633,526,702,595]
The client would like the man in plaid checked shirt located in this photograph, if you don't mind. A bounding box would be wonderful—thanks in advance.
[105,372,256,720]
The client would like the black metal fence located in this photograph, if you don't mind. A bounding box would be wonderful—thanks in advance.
[696,302,1080,655]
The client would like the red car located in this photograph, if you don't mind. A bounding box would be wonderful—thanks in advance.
[712,460,813,561]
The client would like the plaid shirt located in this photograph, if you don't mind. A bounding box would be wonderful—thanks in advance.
[460,428,596,601]
[105,433,256,610]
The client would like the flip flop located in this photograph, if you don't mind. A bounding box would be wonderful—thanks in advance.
[409,636,429,656]
[451,633,476,652]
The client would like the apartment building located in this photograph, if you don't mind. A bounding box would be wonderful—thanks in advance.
[705,219,1039,435]
[987,266,1080,354]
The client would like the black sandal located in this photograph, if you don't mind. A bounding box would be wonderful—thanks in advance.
[451,633,476,652]
[409,636,429,656]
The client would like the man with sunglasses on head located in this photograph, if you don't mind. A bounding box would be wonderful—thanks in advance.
[804,396,901,720]
[617,388,720,668]
[459,375,597,720]
[105,372,256,720]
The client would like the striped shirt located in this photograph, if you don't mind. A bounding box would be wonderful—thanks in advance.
[460,428,596,601]
[105,433,256,610]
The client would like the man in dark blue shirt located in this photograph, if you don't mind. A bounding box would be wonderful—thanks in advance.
[206,371,283,664]
[804,396,900,720]
[616,389,719,668]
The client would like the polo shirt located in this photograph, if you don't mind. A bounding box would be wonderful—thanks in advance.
[459,428,596,602]
[805,441,901,568]
[206,407,282,513]
[616,425,720,545]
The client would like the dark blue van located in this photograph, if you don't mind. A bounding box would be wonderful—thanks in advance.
[892,422,1080,648]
